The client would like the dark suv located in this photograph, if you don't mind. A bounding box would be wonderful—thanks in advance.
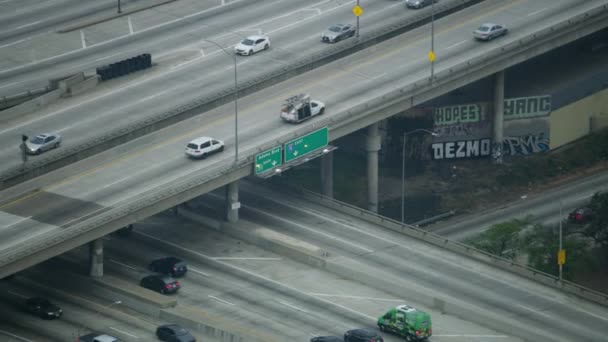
[25,297,62,319]
[310,336,342,342]
[344,329,384,342]
[568,207,594,223]
[140,275,181,294]
[156,324,196,342]
[149,257,187,277]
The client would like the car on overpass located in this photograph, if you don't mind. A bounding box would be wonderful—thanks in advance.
[24,133,61,155]
[473,23,508,41]
[185,137,224,159]
[280,94,325,123]
[405,0,437,9]
[321,24,356,43]
[234,35,270,56]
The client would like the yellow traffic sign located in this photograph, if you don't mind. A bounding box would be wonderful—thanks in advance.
[353,5,363,17]
[558,249,566,265]
[428,50,436,62]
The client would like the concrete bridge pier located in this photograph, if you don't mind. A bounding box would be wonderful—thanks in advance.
[89,238,103,277]
[365,123,381,213]
[493,70,505,164]
[225,180,240,223]
[320,151,334,198]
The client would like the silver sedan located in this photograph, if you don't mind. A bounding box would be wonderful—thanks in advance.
[473,23,508,41]
[24,132,61,155]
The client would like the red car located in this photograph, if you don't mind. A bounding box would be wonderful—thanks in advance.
[568,207,594,223]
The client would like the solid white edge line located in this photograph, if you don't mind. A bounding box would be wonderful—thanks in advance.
[0,330,33,342]
[208,295,234,305]
[109,259,136,270]
[108,327,139,338]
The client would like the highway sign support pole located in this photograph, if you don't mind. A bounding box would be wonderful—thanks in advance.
[356,0,360,38]
[431,0,435,81]
[559,201,563,281]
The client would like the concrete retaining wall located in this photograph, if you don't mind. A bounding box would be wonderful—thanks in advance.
[0,88,63,124]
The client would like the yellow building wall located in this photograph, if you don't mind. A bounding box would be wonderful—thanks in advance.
[550,88,608,149]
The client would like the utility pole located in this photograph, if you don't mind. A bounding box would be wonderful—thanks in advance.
[20,134,28,170]
[117,0,122,14]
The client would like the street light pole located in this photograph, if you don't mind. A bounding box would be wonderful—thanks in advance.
[559,201,563,281]
[401,129,438,224]
[202,39,239,165]
[117,0,121,14]
[430,0,435,81]
[356,0,360,38]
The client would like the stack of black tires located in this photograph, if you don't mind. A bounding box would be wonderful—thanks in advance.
[96,53,152,81]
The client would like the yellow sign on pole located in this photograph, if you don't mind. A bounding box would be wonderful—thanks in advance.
[558,249,566,265]
[428,50,436,62]
[353,5,363,17]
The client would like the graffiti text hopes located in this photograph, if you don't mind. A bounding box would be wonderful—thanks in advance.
[434,104,483,126]
[432,138,491,160]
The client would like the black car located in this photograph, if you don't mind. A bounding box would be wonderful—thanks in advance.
[25,297,62,319]
[156,324,196,342]
[344,329,384,342]
[405,0,437,9]
[141,275,181,294]
[310,336,342,342]
[149,257,188,277]
[112,224,134,237]
[568,207,594,223]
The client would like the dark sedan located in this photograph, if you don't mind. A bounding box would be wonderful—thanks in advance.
[141,275,181,294]
[25,297,62,319]
[156,324,196,342]
[149,257,187,277]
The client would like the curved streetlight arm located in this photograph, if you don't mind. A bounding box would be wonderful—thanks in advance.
[200,39,239,165]
[401,128,439,223]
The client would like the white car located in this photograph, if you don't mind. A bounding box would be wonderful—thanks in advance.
[185,136,224,159]
[234,35,270,56]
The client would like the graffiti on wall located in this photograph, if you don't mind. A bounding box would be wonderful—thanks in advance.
[431,138,491,160]
[504,95,551,120]
[503,133,550,156]
[434,103,487,126]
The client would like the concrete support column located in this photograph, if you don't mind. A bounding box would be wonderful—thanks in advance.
[225,180,240,223]
[320,151,334,198]
[89,238,103,277]
[365,123,381,212]
[493,70,505,164]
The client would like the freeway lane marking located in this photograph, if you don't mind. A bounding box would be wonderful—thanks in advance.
[211,257,281,260]
[278,300,309,313]
[528,7,548,17]
[0,330,33,342]
[7,290,27,298]
[188,267,210,277]
[4,216,32,229]
[0,37,31,49]
[138,230,377,321]
[108,327,138,338]
[446,40,467,49]
[309,293,405,302]
[208,295,234,306]
[15,21,41,30]
[517,304,553,319]
[109,259,136,270]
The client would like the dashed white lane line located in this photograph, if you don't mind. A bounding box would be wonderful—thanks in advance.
[309,293,404,302]
[208,295,234,306]
[211,257,281,260]
[4,216,32,229]
[188,267,210,277]
[446,40,467,49]
[278,301,309,313]
[108,327,139,338]
[517,304,553,319]
[15,21,41,30]
[109,259,136,270]
[528,7,548,16]
[7,290,27,298]
[0,37,31,49]
[128,16,134,35]
[0,330,33,342]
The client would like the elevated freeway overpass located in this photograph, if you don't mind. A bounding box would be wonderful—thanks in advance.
[1,0,607,314]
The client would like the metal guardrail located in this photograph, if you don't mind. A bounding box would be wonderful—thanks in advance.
[289,186,608,307]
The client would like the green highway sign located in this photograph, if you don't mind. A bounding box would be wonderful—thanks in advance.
[255,146,282,174]
[284,127,328,162]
